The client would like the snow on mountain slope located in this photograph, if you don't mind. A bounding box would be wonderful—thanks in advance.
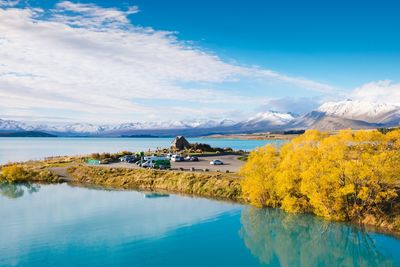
[317,100,400,123]
[0,119,32,131]
[243,111,297,126]
[0,118,238,135]
[111,120,235,130]
[291,100,400,130]
[232,111,297,132]
[3,100,400,135]
[184,119,236,128]
[291,111,379,131]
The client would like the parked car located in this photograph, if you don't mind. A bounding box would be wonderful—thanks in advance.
[141,159,171,169]
[171,155,184,162]
[189,156,199,162]
[210,159,223,165]
[121,155,139,163]
[120,155,137,162]
[119,155,128,162]
[126,157,139,163]
[141,160,152,168]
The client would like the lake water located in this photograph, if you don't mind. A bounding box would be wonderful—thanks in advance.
[0,183,399,267]
[0,137,283,164]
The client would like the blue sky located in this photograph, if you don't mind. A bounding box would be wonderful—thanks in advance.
[1,0,400,123]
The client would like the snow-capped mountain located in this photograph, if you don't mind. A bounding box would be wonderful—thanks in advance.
[292,100,400,130]
[0,119,33,131]
[41,123,110,133]
[232,111,297,132]
[317,100,400,124]
[290,111,377,131]
[3,100,400,136]
[185,119,236,128]
[246,111,297,126]
[109,119,235,131]
[0,118,238,136]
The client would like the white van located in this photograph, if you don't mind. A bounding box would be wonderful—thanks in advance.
[171,155,184,162]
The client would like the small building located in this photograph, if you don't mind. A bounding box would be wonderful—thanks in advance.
[171,136,190,150]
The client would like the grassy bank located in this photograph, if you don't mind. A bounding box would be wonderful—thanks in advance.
[0,153,243,201]
[67,165,242,201]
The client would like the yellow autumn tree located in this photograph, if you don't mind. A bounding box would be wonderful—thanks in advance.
[276,130,328,213]
[240,145,280,207]
[240,129,400,225]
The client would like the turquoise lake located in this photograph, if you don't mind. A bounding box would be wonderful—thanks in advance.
[0,137,284,164]
[0,183,399,267]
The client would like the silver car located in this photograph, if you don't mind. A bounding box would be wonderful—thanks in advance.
[210,159,223,165]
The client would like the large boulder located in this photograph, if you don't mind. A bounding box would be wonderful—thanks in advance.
[171,136,190,150]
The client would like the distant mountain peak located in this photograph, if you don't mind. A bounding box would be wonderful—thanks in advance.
[247,111,297,126]
[317,100,399,123]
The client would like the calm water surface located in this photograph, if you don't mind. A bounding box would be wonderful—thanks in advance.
[0,183,399,267]
[0,137,283,164]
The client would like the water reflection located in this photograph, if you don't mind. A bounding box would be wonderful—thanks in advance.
[144,192,170,198]
[240,207,396,267]
[0,182,40,199]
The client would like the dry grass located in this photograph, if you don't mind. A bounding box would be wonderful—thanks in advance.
[67,165,243,201]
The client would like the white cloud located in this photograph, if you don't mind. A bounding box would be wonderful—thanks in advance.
[352,80,400,106]
[258,96,322,115]
[254,70,336,93]
[0,2,337,123]
[51,1,139,29]
[0,0,19,7]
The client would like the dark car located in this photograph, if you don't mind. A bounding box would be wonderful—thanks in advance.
[126,157,139,163]
[185,155,199,161]
[120,155,136,162]
[189,156,199,162]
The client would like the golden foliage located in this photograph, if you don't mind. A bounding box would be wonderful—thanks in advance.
[239,146,280,207]
[240,129,400,223]
[0,165,30,182]
[0,164,59,183]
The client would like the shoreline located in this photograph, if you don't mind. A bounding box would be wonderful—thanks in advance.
[203,133,301,140]
[67,165,243,202]
[10,173,400,239]
[0,154,399,237]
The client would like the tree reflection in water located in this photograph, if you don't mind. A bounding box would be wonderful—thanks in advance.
[0,182,40,199]
[240,207,395,267]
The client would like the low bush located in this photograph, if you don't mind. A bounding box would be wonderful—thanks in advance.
[0,164,59,183]
[0,165,30,182]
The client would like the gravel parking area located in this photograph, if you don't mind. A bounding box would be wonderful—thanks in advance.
[105,154,244,173]
[171,154,243,172]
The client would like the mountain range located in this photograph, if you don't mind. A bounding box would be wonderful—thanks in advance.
[1,100,400,136]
